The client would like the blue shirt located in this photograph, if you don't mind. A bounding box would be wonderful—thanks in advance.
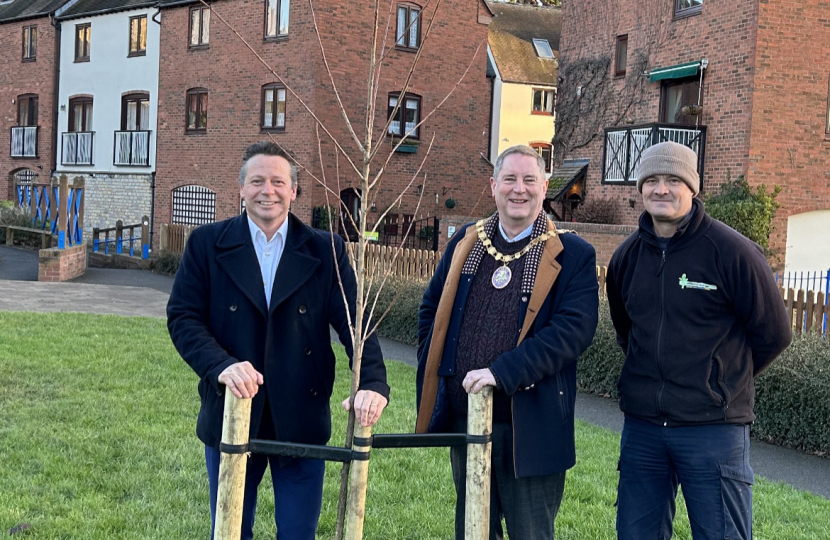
[499,221,534,243]
[247,217,288,308]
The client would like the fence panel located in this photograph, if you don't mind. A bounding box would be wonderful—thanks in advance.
[160,223,198,254]
[781,287,828,338]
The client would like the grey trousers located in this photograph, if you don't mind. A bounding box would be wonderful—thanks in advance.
[450,418,566,540]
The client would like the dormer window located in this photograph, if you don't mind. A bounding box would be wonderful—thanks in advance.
[532,38,553,59]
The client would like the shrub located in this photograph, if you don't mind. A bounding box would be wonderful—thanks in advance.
[312,205,338,231]
[573,196,620,225]
[703,174,781,253]
[0,205,36,228]
[369,277,428,346]
[152,250,182,276]
[576,299,625,397]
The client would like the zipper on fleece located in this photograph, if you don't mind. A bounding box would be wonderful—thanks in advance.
[656,249,667,425]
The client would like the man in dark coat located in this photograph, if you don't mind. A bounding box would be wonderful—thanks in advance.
[607,141,791,540]
[416,145,599,540]
[167,141,389,540]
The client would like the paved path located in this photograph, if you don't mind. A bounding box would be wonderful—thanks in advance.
[1,244,829,499]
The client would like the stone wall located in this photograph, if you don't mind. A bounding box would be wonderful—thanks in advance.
[38,244,87,282]
[75,173,153,242]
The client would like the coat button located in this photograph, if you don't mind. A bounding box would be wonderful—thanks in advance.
[229,304,237,312]
[299,305,307,314]
[304,347,312,356]
[310,388,318,396]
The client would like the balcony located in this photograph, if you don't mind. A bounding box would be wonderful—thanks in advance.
[602,123,706,184]
[61,132,94,166]
[10,126,38,158]
[113,130,151,166]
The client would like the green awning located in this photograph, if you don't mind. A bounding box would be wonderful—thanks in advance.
[649,61,701,82]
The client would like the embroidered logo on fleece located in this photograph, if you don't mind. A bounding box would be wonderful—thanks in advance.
[678,273,718,291]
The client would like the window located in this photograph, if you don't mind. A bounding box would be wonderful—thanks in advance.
[172,185,216,225]
[22,26,36,61]
[532,38,554,59]
[675,0,702,17]
[532,88,555,115]
[69,97,93,132]
[75,23,91,62]
[129,15,147,56]
[531,143,552,174]
[121,93,150,130]
[264,0,289,39]
[615,35,628,77]
[387,93,421,139]
[190,6,210,47]
[396,3,420,50]
[186,89,208,131]
[660,78,700,125]
[261,84,286,130]
[18,95,38,126]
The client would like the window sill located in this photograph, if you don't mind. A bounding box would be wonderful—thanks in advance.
[614,72,626,79]
[74,57,90,63]
[264,35,289,43]
[188,44,209,51]
[395,45,419,53]
[186,128,207,135]
[260,127,286,133]
[600,179,638,186]
[389,137,420,153]
[22,57,36,63]
[531,111,554,116]
[128,51,146,58]
[673,7,702,20]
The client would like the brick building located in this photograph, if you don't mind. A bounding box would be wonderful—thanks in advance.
[154,0,494,248]
[0,0,69,199]
[555,0,830,268]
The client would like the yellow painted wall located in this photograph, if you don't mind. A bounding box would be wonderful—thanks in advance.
[495,83,556,157]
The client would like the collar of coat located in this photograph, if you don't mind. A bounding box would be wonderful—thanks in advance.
[415,216,565,433]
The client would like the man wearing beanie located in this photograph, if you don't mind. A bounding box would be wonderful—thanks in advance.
[606,141,792,540]
[416,145,599,540]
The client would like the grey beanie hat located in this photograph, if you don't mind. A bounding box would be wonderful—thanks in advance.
[634,141,700,195]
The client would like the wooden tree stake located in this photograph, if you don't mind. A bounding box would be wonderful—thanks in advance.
[214,393,251,540]
[465,386,493,540]
[344,422,373,540]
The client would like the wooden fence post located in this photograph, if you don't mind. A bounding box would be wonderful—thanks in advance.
[214,393,252,540]
[344,423,373,540]
[141,215,150,259]
[465,386,493,540]
[57,175,68,249]
[115,220,124,255]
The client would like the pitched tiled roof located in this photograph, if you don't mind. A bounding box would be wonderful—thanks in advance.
[547,159,589,201]
[58,0,156,19]
[486,1,561,86]
[0,0,70,23]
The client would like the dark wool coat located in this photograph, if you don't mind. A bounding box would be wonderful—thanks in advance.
[416,219,599,478]
[167,213,389,449]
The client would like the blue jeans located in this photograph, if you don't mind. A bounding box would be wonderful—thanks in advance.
[616,416,754,540]
[205,446,325,540]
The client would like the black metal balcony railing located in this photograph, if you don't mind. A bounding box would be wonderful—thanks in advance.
[113,130,151,166]
[10,126,38,158]
[602,122,707,184]
[61,132,94,166]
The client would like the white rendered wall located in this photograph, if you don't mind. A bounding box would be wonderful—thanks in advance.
[785,210,830,274]
[56,7,160,174]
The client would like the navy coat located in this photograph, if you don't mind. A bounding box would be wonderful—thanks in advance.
[167,213,389,449]
[416,220,598,477]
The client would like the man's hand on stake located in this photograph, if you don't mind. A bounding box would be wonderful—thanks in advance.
[342,390,388,427]
[463,368,496,394]
[218,361,264,399]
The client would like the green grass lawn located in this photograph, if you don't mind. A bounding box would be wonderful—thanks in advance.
[1,312,828,539]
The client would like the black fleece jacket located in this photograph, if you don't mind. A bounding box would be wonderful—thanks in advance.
[606,198,791,426]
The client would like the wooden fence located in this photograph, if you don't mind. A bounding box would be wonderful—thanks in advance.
[782,287,828,338]
[160,223,199,254]
[346,243,440,281]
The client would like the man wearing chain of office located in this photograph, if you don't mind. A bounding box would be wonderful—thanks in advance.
[416,145,599,540]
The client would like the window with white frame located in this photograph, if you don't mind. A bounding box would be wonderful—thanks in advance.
[387,93,420,139]
[532,38,553,59]
[265,0,289,39]
[396,3,420,50]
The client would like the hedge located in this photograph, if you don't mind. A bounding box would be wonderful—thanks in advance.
[375,279,830,455]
